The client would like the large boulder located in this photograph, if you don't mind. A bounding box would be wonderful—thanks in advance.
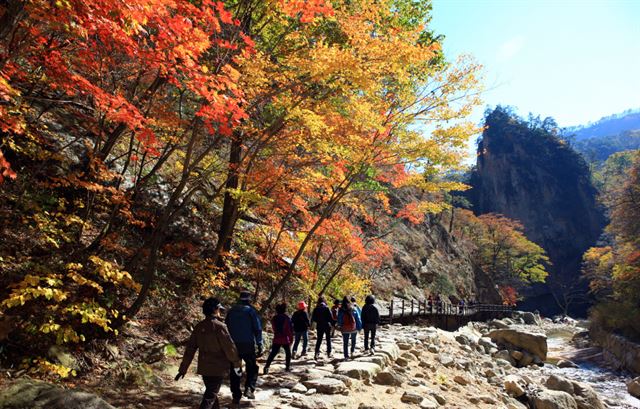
[545,374,604,409]
[531,389,578,409]
[0,380,115,409]
[628,377,640,399]
[488,328,548,360]
[522,311,541,326]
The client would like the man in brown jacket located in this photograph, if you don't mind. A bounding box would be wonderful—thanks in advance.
[176,297,243,409]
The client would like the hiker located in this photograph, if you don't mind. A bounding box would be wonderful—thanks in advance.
[330,299,340,337]
[175,297,243,409]
[361,295,380,355]
[264,303,293,374]
[351,296,362,316]
[311,296,334,360]
[291,301,310,358]
[225,290,263,403]
[337,296,362,361]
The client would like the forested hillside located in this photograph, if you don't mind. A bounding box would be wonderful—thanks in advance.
[582,150,640,341]
[0,0,528,380]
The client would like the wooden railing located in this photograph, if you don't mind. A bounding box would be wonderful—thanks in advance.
[379,298,514,324]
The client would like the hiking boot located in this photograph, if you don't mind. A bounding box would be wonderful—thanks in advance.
[301,350,307,356]
[314,353,319,360]
[244,388,255,400]
[285,367,292,372]
[327,352,332,358]
[370,348,375,355]
[263,366,269,375]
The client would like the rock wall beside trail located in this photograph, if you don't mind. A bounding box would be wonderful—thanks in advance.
[590,326,640,374]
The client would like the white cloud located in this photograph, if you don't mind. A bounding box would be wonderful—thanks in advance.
[497,36,525,61]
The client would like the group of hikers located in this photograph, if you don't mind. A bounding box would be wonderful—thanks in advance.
[175,291,380,409]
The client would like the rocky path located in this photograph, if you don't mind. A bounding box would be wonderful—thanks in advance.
[3,313,639,409]
[93,316,558,409]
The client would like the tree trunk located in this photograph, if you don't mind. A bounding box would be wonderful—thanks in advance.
[211,134,242,269]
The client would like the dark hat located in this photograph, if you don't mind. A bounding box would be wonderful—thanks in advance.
[239,291,252,301]
[203,297,224,316]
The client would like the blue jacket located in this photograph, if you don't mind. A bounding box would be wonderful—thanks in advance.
[337,307,362,332]
[225,303,263,350]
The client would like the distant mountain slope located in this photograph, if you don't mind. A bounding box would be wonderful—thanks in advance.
[573,130,640,163]
[568,110,640,141]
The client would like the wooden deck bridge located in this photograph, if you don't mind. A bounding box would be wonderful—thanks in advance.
[378,298,514,331]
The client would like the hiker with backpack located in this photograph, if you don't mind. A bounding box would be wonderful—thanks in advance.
[291,301,310,358]
[337,296,362,361]
[361,295,380,355]
[225,291,263,403]
[311,296,334,360]
[263,303,293,374]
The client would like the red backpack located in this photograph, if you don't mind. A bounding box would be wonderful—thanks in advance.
[342,309,356,331]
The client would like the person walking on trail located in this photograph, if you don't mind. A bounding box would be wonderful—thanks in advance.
[337,296,362,361]
[330,299,340,337]
[263,303,294,374]
[291,301,310,358]
[351,296,362,316]
[225,291,263,403]
[311,296,334,360]
[175,297,243,409]
[361,295,380,355]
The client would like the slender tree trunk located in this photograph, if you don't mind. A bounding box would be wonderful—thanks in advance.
[211,134,242,269]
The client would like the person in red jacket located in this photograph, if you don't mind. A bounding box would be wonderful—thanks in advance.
[263,303,293,374]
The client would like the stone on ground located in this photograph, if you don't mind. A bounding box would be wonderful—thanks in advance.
[0,380,115,409]
[400,391,423,404]
[628,377,640,399]
[531,389,578,409]
[335,361,381,380]
[504,375,526,398]
[301,378,347,395]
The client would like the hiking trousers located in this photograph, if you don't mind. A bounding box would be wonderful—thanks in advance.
[230,350,258,401]
[314,327,332,355]
[292,331,308,355]
[265,343,292,370]
[342,331,357,358]
[200,376,223,409]
[364,324,377,350]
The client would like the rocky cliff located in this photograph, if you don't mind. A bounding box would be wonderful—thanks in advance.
[470,107,606,316]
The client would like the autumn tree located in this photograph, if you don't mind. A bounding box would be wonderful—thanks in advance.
[448,210,549,303]
[583,150,640,340]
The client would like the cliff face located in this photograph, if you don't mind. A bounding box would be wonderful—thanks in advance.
[372,189,501,305]
[470,108,606,316]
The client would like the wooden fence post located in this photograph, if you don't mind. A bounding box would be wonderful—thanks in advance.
[389,299,394,324]
[411,299,414,316]
[401,299,405,317]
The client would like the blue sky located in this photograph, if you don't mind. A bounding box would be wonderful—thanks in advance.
[431,0,640,129]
